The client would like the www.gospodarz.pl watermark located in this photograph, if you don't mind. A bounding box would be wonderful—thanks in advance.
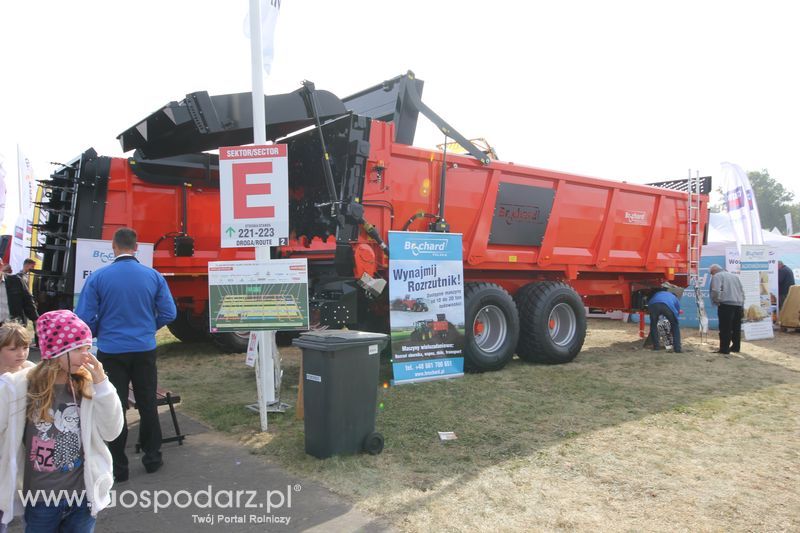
[19,484,300,525]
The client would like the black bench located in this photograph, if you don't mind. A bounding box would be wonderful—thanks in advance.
[128,386,186,451]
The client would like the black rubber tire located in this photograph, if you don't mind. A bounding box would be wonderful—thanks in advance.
[514,281,586,364]
[167,310,209,343]
[210,331,251,353]
[363,432,384,455]
[463,282,519,373]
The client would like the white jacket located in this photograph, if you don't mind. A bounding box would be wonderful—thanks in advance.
[0,366,124,524]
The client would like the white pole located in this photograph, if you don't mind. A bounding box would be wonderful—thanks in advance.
[250,0,266,147]
[249,0,276,432]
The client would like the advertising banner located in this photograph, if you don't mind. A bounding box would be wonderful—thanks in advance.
[388,231,465,384]
[219,144,289,248]
[74,239,154,307]
[208,259,308,332]
[9,146,36,272]
[735,245,774,340]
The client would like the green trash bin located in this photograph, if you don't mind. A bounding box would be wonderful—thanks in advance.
[293,330,388,459]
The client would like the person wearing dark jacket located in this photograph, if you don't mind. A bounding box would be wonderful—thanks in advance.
[778,260,795,310]
[75,228,176,482]
[0,260,38,326]
[16,258,36,286]
[646,289,682,352]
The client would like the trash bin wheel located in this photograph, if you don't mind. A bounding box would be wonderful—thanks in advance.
[363,432,384,455]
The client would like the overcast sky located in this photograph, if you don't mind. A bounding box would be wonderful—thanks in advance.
[1,1,798,199]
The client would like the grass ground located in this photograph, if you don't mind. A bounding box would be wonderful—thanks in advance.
[155,321,800,531]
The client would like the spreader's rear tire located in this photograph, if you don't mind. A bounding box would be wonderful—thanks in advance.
[167,310,209,343]
[515,281,586,364]
[210,331,251,353]
[464,283,519,372]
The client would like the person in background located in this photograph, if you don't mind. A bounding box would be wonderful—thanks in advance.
[0,310,123,533]
[0,323,34,532]
[75,227,176,482]
[0,259,38,327]
[16,258,36,286]
[709,264,745,354]
[15,259,40,347]
[0,323,33,375]
[777,260,795,310]
[646,288,682,353]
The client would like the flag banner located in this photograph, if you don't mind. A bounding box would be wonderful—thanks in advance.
[17,146,34,221]
[9,213,28,273]
[719,162,764,247]
[0,158,6,230]
[9,146,36,270]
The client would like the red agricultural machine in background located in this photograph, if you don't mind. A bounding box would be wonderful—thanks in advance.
[391,296,429,312]
[411,314,451,342]
[33,72,709,371]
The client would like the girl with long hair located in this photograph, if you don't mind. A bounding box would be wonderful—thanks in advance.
[0,310,123,532]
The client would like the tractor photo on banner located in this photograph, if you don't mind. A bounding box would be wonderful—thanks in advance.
[388,231,465,385]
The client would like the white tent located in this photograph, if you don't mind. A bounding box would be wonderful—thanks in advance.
[678,213,800,329]
[703,213,800,257]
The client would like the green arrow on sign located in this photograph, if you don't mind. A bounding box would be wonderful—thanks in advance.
[225,227,235,237]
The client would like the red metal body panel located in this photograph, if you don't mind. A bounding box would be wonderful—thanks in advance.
[356,122,707,308]
[99,121,706,313]
[101,158,256,314]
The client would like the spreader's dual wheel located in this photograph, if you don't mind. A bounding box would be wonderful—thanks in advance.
[514,281,586,364]
[463,283,520,372]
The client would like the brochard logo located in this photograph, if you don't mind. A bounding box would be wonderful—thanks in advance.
[404,238,448,257]
[743,249,765,259]
[624,211,647,224]
[92,250,116,263]
[497,204,540,226]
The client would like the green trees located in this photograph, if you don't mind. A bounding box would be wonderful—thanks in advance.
[747,170,799,234]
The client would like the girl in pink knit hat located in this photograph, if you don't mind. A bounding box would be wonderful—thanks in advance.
[0,310,124,532]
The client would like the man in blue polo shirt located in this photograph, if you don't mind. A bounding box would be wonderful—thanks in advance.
[76,227,176,481]
[647,288,682,353]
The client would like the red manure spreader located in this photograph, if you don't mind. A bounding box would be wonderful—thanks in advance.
[390,296,429,312]
[33,72,708,371]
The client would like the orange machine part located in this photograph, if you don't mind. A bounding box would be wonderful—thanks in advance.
[353,243,377,279]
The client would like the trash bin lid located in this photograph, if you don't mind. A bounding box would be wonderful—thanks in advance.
[293,329,388,351]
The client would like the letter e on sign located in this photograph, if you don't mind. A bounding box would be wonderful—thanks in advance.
[232,162,275,219]
[219,144,289,248]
